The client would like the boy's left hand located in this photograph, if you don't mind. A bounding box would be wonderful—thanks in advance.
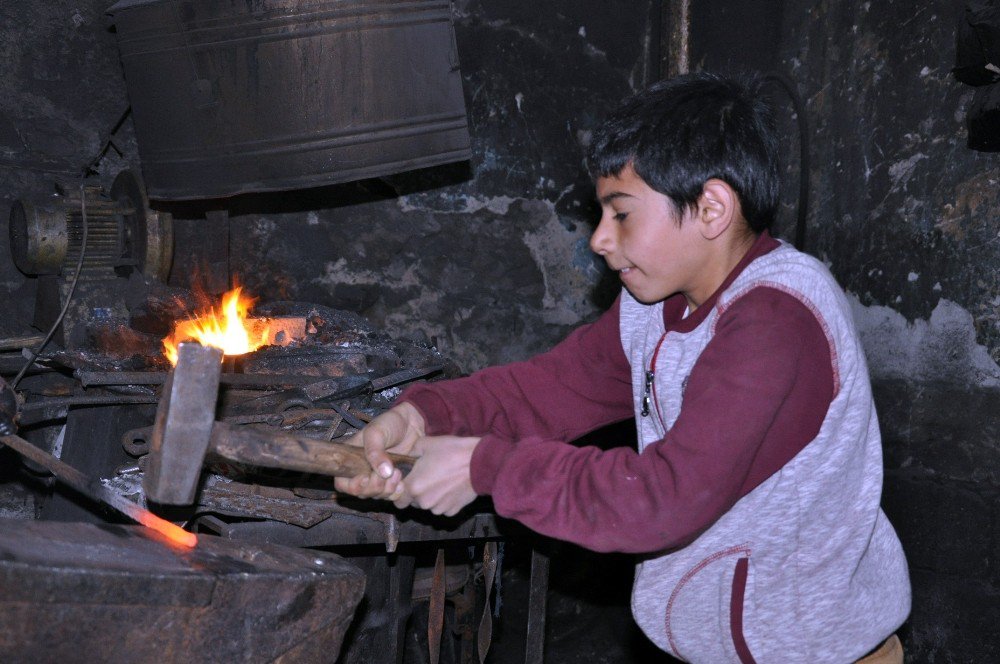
[393,434,481,517]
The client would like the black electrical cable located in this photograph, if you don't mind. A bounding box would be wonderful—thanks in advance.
[10,184,90,389]
[762,71,810,252]
[82,106,131,176]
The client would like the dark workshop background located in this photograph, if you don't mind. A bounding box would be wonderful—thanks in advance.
[1,0,998,662]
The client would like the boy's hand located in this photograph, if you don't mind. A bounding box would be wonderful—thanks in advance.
[333,402,426,500]
[393,434,481,516]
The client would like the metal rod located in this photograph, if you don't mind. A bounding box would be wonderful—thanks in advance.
[76,370,323,388]
[524,547,550,664]
[77,366,443,390]
[0,335,46,351]
[369,364,445,391]
[19,395,160,411]
[327,401,367,430]
[663,0,690,79]
[0,433,197,548]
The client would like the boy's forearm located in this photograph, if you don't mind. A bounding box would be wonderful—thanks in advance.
[398,297,633,440]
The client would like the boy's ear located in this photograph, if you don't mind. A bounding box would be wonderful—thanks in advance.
[696,179,740,240]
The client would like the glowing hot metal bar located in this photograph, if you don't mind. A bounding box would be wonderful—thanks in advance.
[0,433,196,549]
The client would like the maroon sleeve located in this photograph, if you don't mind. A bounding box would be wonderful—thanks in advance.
[399,296,633,443]
[471,287,835,553]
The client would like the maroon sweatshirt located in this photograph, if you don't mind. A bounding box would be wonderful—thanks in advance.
[400,233,834,553]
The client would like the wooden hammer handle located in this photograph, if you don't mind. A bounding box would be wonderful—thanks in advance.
[209,421,415,478]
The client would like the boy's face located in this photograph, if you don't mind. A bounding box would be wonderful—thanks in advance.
[591,165,708,307]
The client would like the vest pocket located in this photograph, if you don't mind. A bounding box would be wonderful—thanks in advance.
[662,544,753,662]
[730,556,757,664]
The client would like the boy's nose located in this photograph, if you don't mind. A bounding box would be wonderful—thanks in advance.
[590,215,615,256]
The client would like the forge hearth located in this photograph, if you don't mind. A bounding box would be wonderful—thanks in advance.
[2,135,532,662]
[15,285,460,527]
[5,280,520,664]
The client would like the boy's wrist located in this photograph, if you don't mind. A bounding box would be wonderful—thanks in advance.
[469,433,517,495]
[397,386,451,436]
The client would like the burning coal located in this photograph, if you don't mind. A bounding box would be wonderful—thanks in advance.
[162,287,270,365]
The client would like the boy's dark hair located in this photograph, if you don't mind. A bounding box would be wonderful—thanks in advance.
[587,72,779,233]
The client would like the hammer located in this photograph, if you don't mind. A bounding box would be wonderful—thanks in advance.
[144,342,414,506]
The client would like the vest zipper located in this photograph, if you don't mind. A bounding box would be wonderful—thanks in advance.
[642,331,668,420]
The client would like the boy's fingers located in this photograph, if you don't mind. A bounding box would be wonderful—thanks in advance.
[333,474,366,496]
[364,411,408,478]
[334,472,390,498]
[337,405,427,494]
[384,469,403,492]
[391,483,412,508]
[395,474,414,506]
[366,443,395,479]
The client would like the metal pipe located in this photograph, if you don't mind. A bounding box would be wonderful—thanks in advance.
[76,370,323,388]
[0,335,45,351]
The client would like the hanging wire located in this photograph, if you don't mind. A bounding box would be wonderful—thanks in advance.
[10,183,90,389]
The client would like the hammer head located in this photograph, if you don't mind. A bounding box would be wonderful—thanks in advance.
[143,342,223,505]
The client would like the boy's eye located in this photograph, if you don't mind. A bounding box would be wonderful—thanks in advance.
[614,212,629,222]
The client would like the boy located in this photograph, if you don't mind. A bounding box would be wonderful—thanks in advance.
[335,72,911,663]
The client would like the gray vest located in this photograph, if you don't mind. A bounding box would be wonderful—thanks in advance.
[619,243,910,663]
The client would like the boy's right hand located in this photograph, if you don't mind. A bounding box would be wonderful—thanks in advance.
[333,401,426,500]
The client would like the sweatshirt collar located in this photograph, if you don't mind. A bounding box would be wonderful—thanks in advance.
[663,230,781,332]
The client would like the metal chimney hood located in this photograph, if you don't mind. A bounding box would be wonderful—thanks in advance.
[108,0,472,201]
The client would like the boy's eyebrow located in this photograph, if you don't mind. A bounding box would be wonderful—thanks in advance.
[599,192,635,205]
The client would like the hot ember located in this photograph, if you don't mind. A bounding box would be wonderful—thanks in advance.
[162,287,270,365]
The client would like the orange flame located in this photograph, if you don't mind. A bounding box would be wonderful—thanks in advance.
[163,287,270,365]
